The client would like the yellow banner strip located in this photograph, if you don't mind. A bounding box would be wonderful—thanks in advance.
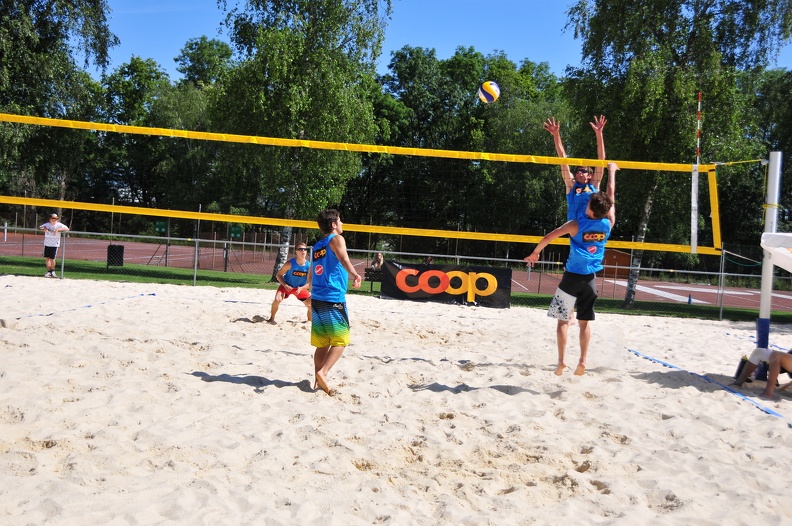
[0,196,721,256]
[0,112,715,172]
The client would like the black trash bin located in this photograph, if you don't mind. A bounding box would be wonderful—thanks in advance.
[107,244,124,267]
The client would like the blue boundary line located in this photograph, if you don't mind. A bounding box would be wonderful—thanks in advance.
[16,293,157,320]
[164,296,260,305]
[627,348,792,429]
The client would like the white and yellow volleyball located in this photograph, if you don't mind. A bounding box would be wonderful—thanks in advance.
[478,81,500,103]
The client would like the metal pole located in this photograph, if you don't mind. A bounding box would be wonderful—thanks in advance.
[165,218,171,266]
[59,233,67,278]
[757,152,783,348]
[22,191,26,257]
[193,204,201,286]
[718,244,726,321]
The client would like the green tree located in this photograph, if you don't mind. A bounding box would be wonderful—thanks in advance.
[377,45,481,239]
[175,36,234,86]
[352,45,568,258]
[213,0,392,275]
[335,72,409,249]
[473,55,570,239]
[750,68,792,233]
[146,82,217,220]
[101,57,171,208]
[0,0,116,214]
[566,0,792,307]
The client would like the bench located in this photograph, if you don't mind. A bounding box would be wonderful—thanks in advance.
[364,268,382,292]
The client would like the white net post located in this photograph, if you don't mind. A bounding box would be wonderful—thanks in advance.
[691,92,703,254]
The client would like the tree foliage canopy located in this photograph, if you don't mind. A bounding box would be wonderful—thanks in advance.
[0,0,791,268]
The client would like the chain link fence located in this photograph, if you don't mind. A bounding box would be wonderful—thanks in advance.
[2,222,791,320]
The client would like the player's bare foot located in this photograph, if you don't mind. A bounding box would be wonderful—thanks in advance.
[574,364,586,376]
[316,372,332,395]
[267,319,277,325]
[554,364,566,376]
[759,391,776,401]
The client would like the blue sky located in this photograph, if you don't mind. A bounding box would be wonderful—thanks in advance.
[98,0,792,80]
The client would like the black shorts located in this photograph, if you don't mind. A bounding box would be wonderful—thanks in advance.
[551,271,598,321]
[43,246,58,259]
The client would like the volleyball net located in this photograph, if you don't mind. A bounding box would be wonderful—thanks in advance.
[0,112,721,256]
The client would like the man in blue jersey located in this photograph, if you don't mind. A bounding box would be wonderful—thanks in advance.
[524,162,618,377]
[543,116,607,221]
[544,116,607,325]
[267,242,312,324]
[307,209,362,395]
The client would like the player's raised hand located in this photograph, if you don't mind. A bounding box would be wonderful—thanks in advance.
[590,115,607,132]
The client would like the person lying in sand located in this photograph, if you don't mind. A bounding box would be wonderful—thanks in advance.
[732,347,792,398]
[760,350,792,400]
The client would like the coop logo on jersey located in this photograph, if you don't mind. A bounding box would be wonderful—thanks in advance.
[292,270,308,278]
[583,232,607,242]
[313,247,327,259]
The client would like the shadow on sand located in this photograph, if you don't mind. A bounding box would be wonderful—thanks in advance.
[409,381,539,396]
[191,371,314,393]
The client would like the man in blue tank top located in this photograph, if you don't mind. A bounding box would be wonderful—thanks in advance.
[543,115,607,221]
[544,116,607,326]
[525,162,618,377]
[266,242,312,324]
[307,209,362,395]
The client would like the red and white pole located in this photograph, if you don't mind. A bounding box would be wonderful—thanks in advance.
[696,91,702,165]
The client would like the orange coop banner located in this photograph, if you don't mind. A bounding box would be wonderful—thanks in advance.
[380,261,511,308]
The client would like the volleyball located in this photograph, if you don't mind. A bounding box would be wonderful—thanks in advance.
[478,81,500,103]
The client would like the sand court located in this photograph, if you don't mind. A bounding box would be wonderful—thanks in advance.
[1,274,791,524]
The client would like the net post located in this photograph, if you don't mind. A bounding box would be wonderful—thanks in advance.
[758,152,783,328]
[691,91,703,254]
[691,164,699,253]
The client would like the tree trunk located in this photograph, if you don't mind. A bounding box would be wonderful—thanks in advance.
[271,225,293,282]
[623,180,658,308]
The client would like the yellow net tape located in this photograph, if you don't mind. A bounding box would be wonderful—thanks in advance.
[0,112,723,255]
[0,195,722,256]
[0,112,716,172]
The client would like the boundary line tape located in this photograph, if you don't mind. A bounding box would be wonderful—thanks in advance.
[627,348,791,428]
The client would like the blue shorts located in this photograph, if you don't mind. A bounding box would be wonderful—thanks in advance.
[310,299,350,347]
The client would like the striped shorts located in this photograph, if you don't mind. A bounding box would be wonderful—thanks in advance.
[310,299,351,347]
